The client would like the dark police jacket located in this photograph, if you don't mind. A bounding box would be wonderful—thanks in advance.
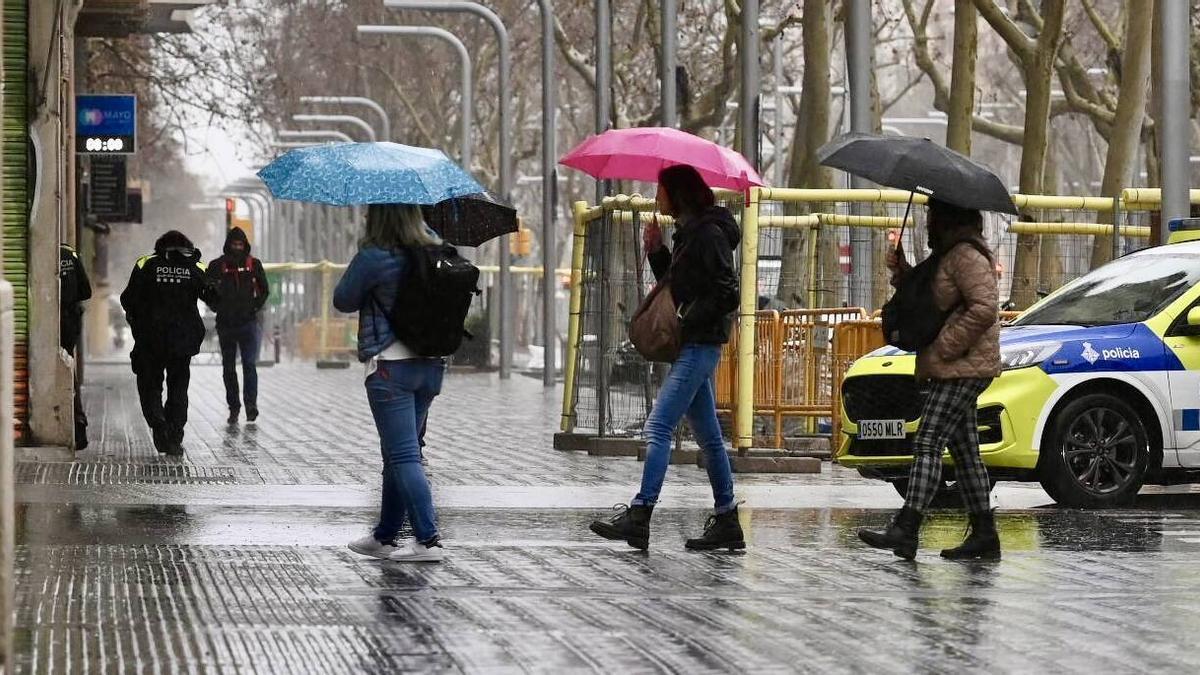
[60,244,92,351]
[120,246,218,360]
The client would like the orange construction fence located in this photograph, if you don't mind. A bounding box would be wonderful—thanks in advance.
[714,308,879,449]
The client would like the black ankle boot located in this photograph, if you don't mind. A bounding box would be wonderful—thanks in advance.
[590,504,653,550]
[941,510,1001,560]
[858,507,923,560]
[686,506,745,551]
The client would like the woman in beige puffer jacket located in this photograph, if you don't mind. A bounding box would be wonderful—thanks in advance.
[859,199,1003,561]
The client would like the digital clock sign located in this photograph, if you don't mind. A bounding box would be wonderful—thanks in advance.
[76,94,136,155]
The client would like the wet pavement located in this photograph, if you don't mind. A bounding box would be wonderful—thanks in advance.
[11,363,1200,673]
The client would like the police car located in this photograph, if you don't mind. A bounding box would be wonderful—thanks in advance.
[837,223,1200,508]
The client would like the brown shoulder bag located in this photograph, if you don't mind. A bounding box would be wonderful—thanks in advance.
[630,279,682,363]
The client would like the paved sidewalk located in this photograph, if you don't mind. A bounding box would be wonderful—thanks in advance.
[10,363,1200,673]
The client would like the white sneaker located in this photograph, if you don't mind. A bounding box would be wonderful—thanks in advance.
[348,535,399,560]
[388,539,446,563]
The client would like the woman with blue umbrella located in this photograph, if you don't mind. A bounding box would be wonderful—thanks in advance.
[259,143,516,563]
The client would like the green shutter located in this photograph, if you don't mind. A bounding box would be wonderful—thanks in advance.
[3,0,28,439]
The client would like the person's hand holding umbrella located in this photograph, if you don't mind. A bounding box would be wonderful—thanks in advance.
[643,216,664,254]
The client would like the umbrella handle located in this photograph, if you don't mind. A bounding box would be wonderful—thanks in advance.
[896,192,915,253]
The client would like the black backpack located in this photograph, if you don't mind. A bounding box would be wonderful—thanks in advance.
[881,241,991,352]
[386,244,481,357]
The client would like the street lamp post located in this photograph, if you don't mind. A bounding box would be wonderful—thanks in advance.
[385,0,515,379]
[292,114,378,141]
[1160,0,1192,235]
[356,25,473,169]
[661,0,677,127]
[845,0,873,309]
[740,0,759,168]
[299,96,391,141]
[277,129,355,143]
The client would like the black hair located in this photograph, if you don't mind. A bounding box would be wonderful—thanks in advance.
[154,230,195,253]
[658,164,714,217]
[927,198,983,233]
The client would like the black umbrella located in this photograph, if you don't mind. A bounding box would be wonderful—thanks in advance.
[421,191,518,248]
[818,133,1017,215]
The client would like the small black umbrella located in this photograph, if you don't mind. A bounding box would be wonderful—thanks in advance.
[818,133,1017,250]
[421,191,518,248]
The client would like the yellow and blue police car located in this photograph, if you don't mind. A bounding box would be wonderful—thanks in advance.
[837,218,1200,507]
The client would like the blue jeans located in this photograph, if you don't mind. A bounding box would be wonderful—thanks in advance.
[367,359,444,544]
[219,322,261,411]
[633,343,736,512]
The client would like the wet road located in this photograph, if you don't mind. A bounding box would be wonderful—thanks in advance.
[12,364,1200,673]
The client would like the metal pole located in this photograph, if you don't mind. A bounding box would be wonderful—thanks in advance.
[299,96,391,141]
[1160,0,1191,237]
[773,33,784,187]
[356,25,473,169]
[385,1,513,379]
[595,0,611,204]
[846,0,873,308]
[661,0,677,127]
[740,0,759,167]
[277,129,355,143]
[292,114,377,141]
[537,0,557,386]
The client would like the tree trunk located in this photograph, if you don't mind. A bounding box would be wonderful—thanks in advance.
[946,0,977,155]
[777,0,832,309]
[1091,7,1154,268]
[1008,0,1066,309]
[1038,135,1063,295]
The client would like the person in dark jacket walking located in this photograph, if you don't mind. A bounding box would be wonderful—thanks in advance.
[61,243,92,449]
[207,226,269,424]
[121,230,218,455]
[589,164,744,551]
[858,199,1002,561]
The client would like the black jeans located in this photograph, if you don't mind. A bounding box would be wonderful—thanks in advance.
[218,321,261,411]
[133,350,192,442]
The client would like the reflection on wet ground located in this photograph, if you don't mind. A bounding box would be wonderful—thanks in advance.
[11,365,1200,672]
[15,502,1200,672]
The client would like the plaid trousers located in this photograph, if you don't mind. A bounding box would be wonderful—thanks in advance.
[904,377,994,514]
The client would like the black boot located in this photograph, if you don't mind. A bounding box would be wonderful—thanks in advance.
[589,504,653,550]
[686,506,745,551]
[227,408,240,425]
[151,423,169,454]
[858,507,923,560]
[246,407,259,422]
[941,511,1001,560]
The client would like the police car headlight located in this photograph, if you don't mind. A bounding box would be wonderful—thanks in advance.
[1000,342,1061,370]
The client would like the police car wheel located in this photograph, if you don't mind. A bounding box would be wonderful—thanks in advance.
[891,478,997,509]
[1039,393,1149,508]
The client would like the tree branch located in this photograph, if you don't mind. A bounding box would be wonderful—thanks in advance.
[972,0,1035,60]
[553,12,596,91]
[1081,0,1121,53]
[902,0,1023,144]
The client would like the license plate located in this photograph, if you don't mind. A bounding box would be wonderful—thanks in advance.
[857,419,907,440]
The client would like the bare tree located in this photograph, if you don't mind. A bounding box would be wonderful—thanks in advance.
[1089,3,1153,266]
[973,0,1066,309]
[945,0,977,154]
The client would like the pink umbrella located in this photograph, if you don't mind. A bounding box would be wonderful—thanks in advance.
[559,126,765,191]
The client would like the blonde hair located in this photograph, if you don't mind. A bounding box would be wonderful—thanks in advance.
[360,204,443,250]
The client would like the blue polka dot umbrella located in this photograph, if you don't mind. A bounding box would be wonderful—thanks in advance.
[257,142,484,206]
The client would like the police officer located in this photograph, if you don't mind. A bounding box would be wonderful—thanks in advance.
[60,243,92,449]
[120,231,218,455]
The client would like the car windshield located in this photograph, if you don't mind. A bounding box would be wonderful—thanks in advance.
[1014,252,1200,327]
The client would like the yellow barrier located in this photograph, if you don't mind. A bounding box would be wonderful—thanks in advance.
[1121,188,1200,207]
[1007,221,1152,237]
[561,201,601,432]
